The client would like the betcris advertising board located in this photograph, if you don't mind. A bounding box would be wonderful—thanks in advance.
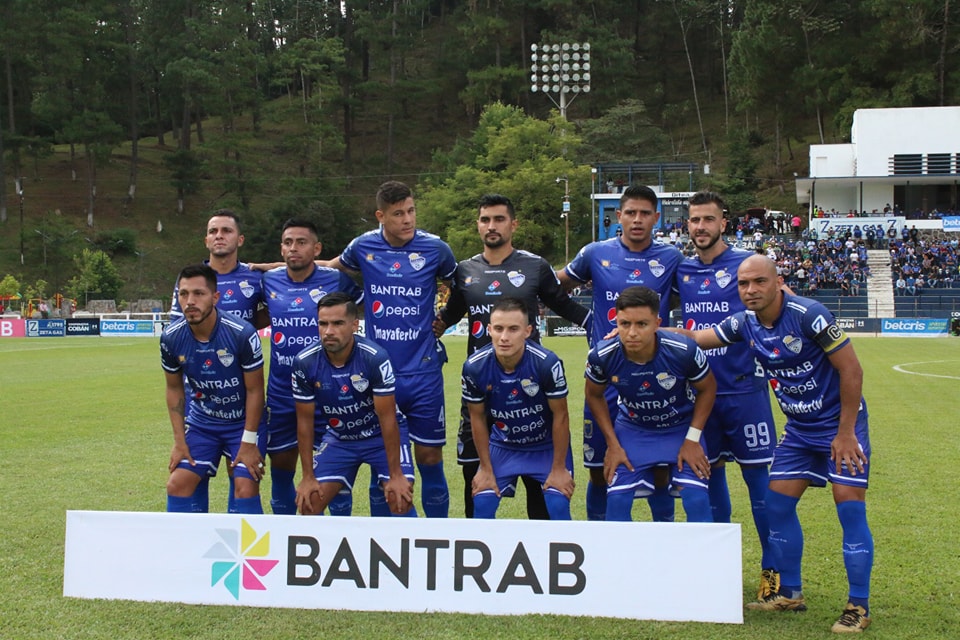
[881,318,949,336]
[942,216,960,232]
[26,319,66,337]
[100,319,157,337]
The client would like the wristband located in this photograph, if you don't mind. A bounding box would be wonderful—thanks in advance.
[241,430,258,445]
[685,426,702,443]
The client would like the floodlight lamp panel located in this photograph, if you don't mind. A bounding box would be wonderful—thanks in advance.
[562,42,570,51]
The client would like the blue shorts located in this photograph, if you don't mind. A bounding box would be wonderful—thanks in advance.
[395,370,446,447]
[770,403,871,489]
[264,401,299,454]
[703,389,777,465]
[177,421,267,481]
[583,384,618,468]
[606,422,707,497]
[312,430,415,489]
[486,443,574,497]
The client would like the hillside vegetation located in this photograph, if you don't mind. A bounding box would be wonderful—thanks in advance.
[0,1,954,305]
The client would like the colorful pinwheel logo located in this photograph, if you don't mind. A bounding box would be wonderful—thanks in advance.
[203,519,279,600]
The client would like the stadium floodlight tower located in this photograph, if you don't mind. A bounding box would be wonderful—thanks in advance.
[530,42,591,120]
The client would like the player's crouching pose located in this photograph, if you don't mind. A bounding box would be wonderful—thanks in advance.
[161,264,266,514]
[291,292,415,516]
[461,298,575,520]
[584,286,716,522]
[684,255,874,634]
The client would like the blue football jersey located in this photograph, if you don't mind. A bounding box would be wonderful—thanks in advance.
[565,238,682,347]
[291,335,396,441]
[714,294,856,432]
[340,229,456,375]
[160,312,263,431]
[461,341,568,450]
[674,246,766,395]
[169,262,263,323]
[261,266,363,404]
[586,331,710,430]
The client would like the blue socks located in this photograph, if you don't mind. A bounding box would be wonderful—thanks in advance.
[367,482,391,517]
[605,491,634,521]
[766,490,803,592]
[473,492,499,519]
[167,495,201,513]
[328,488,354,516]
[708,465,731,523]
[192,478,210,513]
[647,486,675,522]
[680,488,713,522]
[270,468,297,515]
[544,490,572,520]
[741,465,772,567]
[586,479,607,521]
[837,500,873,613]
[229,496,264,514]
[417,462,449,518]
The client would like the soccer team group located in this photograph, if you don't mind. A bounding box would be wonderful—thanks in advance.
[161,181,874,632]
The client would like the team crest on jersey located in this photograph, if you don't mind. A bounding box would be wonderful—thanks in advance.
[649,260,666,278]
[521,378,540,397]
[463,276,476,287]
[239,280,255,298]
[309,288,325,303]
[217,349,235,367]
[656,372,676,390]
[601,260,611,268]
[783,335,803,354]
[715,269,732,288]
[611,375,619,383]
[350,374,369,392]
[508,270,525,287]
[409,252,426,271]
[366,253,375,261]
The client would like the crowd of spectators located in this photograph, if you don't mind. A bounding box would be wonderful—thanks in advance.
[812,203,958,220]
[889,235,960,295]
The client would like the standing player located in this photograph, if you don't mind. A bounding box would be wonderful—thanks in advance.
[675,191,778,599]
[461,299,575,520]
[558,184,683,521]
[161,264,265,514]
[292,293,415,517]
[260,219,362,515]
[169,210,264,325]
[169,210,266,512]
[324,181,456,518]
[435,193,589,518]
[686,255,874,633]
[584,286,715,522]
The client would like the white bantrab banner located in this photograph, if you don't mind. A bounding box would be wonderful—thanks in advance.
[64,511,742,623]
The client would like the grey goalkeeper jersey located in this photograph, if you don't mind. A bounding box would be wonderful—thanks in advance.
[439,249,590,355]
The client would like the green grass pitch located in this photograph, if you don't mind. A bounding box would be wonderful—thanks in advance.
[1,335,958,639]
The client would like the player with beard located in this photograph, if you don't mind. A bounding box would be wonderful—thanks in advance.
[674,191,777,600]
[435,194,588,518]
[161,264,266,514]
[292,293,415,517]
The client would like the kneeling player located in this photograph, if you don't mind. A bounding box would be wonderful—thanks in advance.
[584,286,716,522]
[462,298,575,520]
[291,293,415,516]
